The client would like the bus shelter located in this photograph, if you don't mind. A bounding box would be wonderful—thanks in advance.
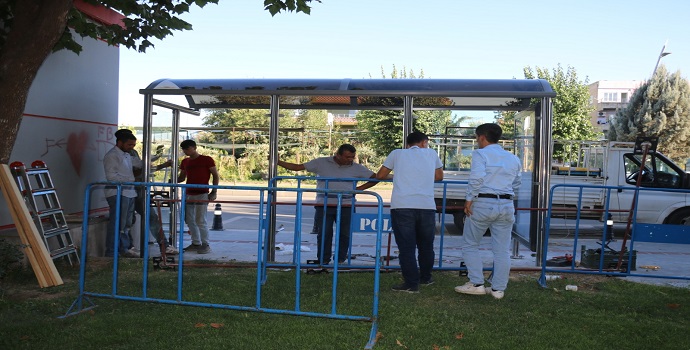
[138,78,556,261]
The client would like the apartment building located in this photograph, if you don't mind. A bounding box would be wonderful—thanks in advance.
[588,80,643,133]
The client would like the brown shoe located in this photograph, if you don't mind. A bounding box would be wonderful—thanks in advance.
[197,244,211,254]
[183,244,201,252]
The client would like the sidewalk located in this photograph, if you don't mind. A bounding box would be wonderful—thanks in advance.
[150,222,690,289]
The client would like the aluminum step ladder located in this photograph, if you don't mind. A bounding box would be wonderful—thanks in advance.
[10,160,79,265]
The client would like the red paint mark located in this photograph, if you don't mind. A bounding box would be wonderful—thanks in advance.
[67,131,89,175]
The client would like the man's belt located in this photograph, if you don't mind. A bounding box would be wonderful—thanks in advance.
[477,193,513,200]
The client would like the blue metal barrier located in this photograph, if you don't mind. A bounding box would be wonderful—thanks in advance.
[66,176,540,347]
[62,181,385,349]
[272,176,481,272]
[633,224,690,244]
[539,183,690,287]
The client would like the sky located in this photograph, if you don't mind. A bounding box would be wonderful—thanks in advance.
[118,0,690,127]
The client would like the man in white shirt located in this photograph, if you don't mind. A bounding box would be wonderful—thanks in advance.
[376,131,444,293]
[454,123,521,299]
[103,132,139,258]
[113,129,175,254]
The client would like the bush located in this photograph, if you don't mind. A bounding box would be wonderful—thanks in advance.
[0,238,23,279]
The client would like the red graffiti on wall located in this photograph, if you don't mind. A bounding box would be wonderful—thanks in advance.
[66,130,89,175]
[42,127,116,176]
[42,130,91,175]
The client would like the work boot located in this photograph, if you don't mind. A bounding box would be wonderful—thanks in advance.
[183,243,201,252]
[197,244,211,254]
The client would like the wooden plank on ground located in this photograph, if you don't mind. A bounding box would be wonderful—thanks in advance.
[0,164,62,287]
[2,165,62,286]
[0,170,49,287]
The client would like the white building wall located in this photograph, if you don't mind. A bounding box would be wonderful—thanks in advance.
[0,32,118,227]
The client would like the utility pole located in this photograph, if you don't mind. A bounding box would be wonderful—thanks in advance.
[652,40,671,77]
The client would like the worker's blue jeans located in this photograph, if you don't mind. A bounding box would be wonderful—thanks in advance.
[390,209,436,287]
[134,192,164,246]
[314,205,352,264]
[105,195,135,257]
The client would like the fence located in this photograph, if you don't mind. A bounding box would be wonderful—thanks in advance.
[62,181,386,349]
[539,183,690,287]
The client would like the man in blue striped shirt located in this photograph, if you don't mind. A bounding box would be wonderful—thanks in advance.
[455,123,521,299]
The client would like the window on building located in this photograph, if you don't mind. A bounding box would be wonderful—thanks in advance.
[603,92,618,102]
[621,93,628,103]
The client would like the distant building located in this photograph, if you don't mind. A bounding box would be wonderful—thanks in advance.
[588,80,643,134]
[328,110,358,130]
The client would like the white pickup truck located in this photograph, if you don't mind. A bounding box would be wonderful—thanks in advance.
[434,140,690,230]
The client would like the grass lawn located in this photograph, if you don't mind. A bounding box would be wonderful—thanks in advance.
[1,260,689,350]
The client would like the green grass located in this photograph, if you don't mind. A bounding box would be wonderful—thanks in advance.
[1,261,689,350]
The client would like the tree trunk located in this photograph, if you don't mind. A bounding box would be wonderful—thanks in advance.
[0,0,72,164]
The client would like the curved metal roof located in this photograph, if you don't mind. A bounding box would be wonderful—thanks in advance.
[141,78,555,111]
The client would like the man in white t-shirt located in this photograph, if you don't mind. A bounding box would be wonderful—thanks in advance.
[277,144,378,265]
[376,131,444,293]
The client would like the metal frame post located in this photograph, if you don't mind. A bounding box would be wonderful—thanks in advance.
[534,98,554,265]
[266,95,280,261]
[402,96,414,148]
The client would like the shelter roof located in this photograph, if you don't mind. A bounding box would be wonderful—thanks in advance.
[141,78,555,111]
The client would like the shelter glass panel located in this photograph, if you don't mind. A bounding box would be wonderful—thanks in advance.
[513,109,536,243]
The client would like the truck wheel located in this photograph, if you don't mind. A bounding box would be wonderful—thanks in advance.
[664,207,690,225]
[452,212,490,236]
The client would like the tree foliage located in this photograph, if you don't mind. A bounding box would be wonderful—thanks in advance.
[609,65,690,163]
[0,0,316,164]
[201,108,346,175]
[522,64,600,163]
[204,109,272,144]
[356,65,452,157]
[523,64,599,141]
[357,107,453,158]
[369,64,425,79]
[494,111,516,139]
[1,0,316,55]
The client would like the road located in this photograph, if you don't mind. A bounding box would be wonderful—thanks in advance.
[212,188,464,235]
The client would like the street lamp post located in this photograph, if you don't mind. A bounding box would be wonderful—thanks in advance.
[652,40,671,77]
